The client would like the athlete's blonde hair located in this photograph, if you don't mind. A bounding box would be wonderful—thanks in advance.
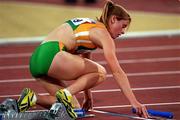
[98,0,131,28]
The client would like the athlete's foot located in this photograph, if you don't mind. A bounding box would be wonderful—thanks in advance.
[17,88,37,112]
[56,89,77,119]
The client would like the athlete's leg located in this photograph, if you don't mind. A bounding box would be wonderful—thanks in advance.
[67,72,105,95]
[48,51,107,85]
[66,58,106,95]
[36,76,81,109]
[47,51,106,119]
[17,76,81,112]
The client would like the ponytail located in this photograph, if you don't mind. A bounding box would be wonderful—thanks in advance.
[98,0,131,28]
[99,0,114,27]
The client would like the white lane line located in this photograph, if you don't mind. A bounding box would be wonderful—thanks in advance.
[93,102,180,109]
[0,78,35,83]
[98,57,180,64]
[0,93,49,98]
[0,70,180,83]
[119,29,180,39]
[0,57,180,70]
[0,45,180,58]
[107,71,180,77]
[125,71,180,77]
[0,65,28,70]
[0,86,180,98]
[90,86,180,93]
[0,53,31,58]
[96,45,180,53]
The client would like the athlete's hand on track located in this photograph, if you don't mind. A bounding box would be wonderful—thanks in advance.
[82,90,93,111]
[82,97,93,112]
[131,101,149,118]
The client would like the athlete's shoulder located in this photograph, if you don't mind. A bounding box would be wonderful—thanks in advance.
[67,18,96,24]
[65,18,97,30]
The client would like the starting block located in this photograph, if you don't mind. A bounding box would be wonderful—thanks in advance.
[0,98,95,120]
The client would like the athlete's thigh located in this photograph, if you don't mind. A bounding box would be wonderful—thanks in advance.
[48,51,104,80]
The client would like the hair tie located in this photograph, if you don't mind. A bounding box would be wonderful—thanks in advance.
[108,2,114,8]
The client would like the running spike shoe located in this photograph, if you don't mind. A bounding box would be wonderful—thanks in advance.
[56,89,77,119]
[17,88,37,112]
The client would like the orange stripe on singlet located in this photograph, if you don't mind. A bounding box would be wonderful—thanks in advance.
[74,22,106,49]
[74,22,105,34]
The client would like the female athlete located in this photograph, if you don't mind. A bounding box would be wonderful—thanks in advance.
[17,0,149,119]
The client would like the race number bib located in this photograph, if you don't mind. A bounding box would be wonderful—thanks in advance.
[70,18,96,26]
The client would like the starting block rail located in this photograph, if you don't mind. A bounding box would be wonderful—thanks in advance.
[0,98,95,120]
[1,108,72,120]
[2,111,52,120]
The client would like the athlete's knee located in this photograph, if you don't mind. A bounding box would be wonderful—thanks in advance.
[98,66,107,83]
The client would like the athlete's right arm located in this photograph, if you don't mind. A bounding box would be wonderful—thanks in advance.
[90,28,149,118]
[91,28,137,102]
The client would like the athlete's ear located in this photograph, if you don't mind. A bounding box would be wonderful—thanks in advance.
[110,15,116,24]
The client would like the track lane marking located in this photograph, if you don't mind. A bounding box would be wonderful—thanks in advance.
[0,78,35,83]
[0,65,28,70]
[98,57,180,64]
[0,70,180,83]
[93,102,180,109]
[0,86,180,98]
[0,45,180,58]
[91,86,180,93]
[0,57,180,70]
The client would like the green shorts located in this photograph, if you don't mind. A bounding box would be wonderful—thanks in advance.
[29,41,66,78]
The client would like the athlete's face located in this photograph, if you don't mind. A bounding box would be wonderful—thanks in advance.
[108,16,130,39]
